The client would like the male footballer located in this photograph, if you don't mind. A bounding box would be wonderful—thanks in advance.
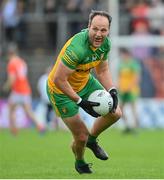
[47,10,122,174]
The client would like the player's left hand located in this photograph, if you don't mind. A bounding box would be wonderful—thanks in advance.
[108,87,118,113]
[77,98,101,117]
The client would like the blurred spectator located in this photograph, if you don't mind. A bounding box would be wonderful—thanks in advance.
[65,0,81,37]
[129,0,150,33]
[130,0,149,17]
[44,0,58,49]
[157,28,164,60]
[37,66,59,130]
[16,0,28,48]
[147,0,164,35]
[118,48,141,133]
[119,0,134,35]
[1,0,19,43]
[0,2,2,43]
[2,43,45,135]
[140,60,156,97]
[131,21,152,61]
[80,0,98,28]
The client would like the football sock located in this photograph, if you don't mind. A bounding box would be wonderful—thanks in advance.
[87,134,97,143]
[75,159,86,166]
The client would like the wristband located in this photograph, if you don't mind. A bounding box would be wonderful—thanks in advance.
[76,97,82,104]
[108,87,116,92]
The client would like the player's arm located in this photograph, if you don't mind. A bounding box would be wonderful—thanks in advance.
[54,60,80,102]
[94,60,114,90]
[54,60,100,117]
[3,74,15,92]
[94,60,118,113]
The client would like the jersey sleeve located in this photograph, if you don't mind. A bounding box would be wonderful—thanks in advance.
[61,47,79,70]
[103,51,109,60]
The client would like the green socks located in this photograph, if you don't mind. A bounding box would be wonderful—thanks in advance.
[75,135,97,167]
[75,159,86,166]
[87,134,97,143]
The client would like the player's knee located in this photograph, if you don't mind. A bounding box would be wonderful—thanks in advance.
[76,132,89,144]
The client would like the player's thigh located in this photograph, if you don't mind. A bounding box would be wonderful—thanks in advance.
[8,102,17,114]
[63,114,89,140]
[21,95,33,113]
[47,86,89,137]
[47,81,82,118]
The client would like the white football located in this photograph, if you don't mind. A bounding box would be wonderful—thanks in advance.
[88,89,113,116]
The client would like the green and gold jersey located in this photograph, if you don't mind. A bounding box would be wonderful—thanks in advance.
[48,29,111,94]
[118,59,141,95]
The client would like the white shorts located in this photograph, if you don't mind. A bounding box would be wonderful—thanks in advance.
[9,92,32,105]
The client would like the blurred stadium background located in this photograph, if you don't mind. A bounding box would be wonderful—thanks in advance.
[0,0,164,129]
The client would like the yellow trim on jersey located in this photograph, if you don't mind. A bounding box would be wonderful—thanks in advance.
[90,45,97,51]
[77,60,100,71]
[63,53,76,66]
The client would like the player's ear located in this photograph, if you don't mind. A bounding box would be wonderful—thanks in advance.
[88,21,91,28]
[107,29,110,36]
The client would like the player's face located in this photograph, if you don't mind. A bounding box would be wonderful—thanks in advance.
[88,15,110,48]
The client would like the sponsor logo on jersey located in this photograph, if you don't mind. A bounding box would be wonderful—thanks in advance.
[100,53,104,60]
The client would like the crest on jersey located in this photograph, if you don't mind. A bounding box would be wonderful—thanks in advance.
[100,53,104,60]
[62,107,67,114]
[92,55,97,61]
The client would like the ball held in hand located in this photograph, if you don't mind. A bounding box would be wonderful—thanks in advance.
[88,89,113,116]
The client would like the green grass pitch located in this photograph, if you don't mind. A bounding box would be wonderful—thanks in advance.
[0,128,164,179]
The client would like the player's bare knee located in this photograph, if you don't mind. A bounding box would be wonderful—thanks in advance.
[75,132,89,144]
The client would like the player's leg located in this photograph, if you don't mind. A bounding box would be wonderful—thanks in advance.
[8,102,18,135]
[120,92,133,132]
[64,114,89,160]
[78,76,122,160]
[45,103,53,130]
[48,104,59,130]
[131,101,139,128]
[86,106,122,160]
[8,92,21,135]
[47,87,92,173]
[63,114,92,173]
[90,106,122,136]
[121,93,139,133]
[46,103,51,124]
[120,102,131,132]
[22,95,45,132]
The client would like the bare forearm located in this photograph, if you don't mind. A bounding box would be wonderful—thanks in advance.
[54,78,80,102]
[96,70,114,90]
[3,79,12,92]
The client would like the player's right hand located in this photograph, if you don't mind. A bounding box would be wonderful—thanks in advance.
[77,98,101,117]
[108,87,118,113]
